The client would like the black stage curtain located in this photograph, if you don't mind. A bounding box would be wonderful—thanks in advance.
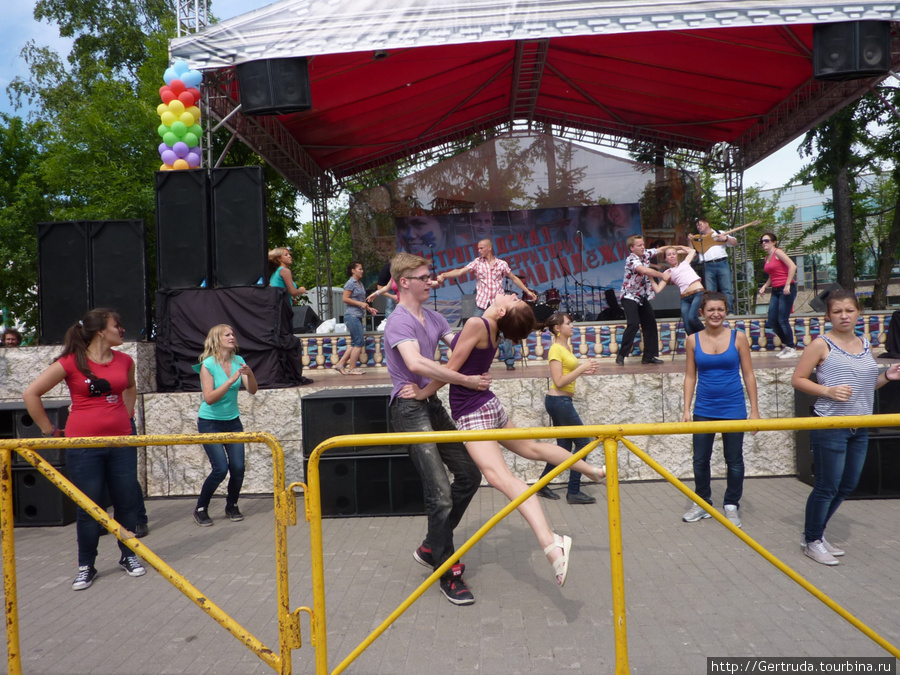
[156,287,305,391]
[881,310,900,359]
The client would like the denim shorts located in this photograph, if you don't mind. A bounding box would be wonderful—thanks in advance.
[345,315,364,348]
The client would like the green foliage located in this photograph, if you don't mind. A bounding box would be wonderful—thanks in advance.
[289,203,354,291]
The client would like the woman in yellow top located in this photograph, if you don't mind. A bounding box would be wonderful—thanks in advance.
[537,312,601,504]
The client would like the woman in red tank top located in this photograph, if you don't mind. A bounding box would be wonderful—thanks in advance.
[757,231,798,358]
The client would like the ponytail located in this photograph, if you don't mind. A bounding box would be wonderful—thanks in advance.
[55,308,119,380]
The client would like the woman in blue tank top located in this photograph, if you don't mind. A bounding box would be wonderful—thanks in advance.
[401,291,605,587]
[791,290,900,565]
[682,291,759,529]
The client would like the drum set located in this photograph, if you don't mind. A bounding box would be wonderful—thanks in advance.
[526,287,561,326]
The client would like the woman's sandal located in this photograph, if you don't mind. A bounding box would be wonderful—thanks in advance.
[590,465,607,482]
[543,533,572,587]
[334,366,348,376]
[347,368,366,375]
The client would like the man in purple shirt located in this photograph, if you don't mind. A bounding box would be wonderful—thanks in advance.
[384,252,490,606]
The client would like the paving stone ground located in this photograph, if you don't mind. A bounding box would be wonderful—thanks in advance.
[3,476,899,674]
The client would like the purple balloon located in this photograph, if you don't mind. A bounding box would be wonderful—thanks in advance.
[188,147,202,159]
[161,150,178,166]
[158,142,168,155]
[186,153,201,168]
[173,141,190,159]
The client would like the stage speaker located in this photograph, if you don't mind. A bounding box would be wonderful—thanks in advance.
[13,467,76,526]
[210,167,268,287]
[155,170,210,290]
[306,455,425,518]
[292,305,320,333]
[650,284,681,319]
[814,21,891,81]
[3,401,71,467]
[90,220,150,340]
[237,58,312,116]
[809,282,842,313]
[37,221,91,344]
[301,387,402,458]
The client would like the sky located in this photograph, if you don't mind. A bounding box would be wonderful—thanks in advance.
[0,0,807,195]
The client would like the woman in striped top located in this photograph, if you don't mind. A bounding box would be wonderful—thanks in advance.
[791,290,900,566]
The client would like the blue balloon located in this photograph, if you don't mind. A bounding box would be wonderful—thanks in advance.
[173,59,190,75]
[183,70,203,88]
[164,67,177,85]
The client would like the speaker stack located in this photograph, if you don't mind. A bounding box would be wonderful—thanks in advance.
[236,58,312,116]
[813,21,892,81]
[795,378,900,498]
[155,166,268,290]
[301,387,425,517]
[0,401,75,526]
[809,283,842,313]
[37,220,150,344]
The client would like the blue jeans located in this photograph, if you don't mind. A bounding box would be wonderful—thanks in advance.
[680,292,705,335]
[702,258,733,312]
[384,296,396,318]
[67,445,141,566]
[804,427,868,542]
[691,414,745,507]
[390,397,481,574]
[767,283,797,348]
[197,417,246,509]
[540,395,590,494]
[345,314,364,348]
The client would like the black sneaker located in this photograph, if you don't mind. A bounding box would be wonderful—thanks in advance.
[225,504,244,522]
[566,491,597,505]
[119,555,146,577]
[134,522,149,538]
[413,544,434,568]
[193,507,213,526]
[440,563,475,606]
[72,565,97,591]
[537,486,561,500]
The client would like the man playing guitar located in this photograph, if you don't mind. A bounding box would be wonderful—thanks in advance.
[688,218,736,312]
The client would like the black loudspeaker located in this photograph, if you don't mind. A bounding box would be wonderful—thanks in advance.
[650,284,681,319]
[237,58,312,116]
[301,387,401,458]
[0,400,71,467]
[292,305,320,333]
[13,468,76,526]
[814,21,891,81]
[90,220,150,340]
[210,167,268,287]
[37,221,91,344]
[306,455,425,518]
[155,170,210,290]
[809,282,842,313]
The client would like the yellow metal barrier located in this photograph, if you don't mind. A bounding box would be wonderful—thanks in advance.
[1,432,308,675]
[306,413,900,675]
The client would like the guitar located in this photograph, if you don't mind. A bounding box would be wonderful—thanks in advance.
[689,220,761,254]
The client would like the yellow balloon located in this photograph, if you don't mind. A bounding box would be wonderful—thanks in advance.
[160,163,173,171]
[168,99,186,116]
[173,159,190,170]
[160,111,177,126]
[187,106,201,120]
[179,111,195,127]
[156,103,169,117]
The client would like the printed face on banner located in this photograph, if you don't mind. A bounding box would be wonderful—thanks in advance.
[395,204,641,321]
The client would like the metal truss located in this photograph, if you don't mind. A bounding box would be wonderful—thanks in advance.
[175,0,208,38]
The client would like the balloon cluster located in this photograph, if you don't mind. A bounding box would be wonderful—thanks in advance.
[156,59,203,171]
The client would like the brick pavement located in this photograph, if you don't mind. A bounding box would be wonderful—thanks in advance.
[3,476,899,674]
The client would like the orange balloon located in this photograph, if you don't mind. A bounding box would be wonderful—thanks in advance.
[160,163,174,171]
[173,158,190,170]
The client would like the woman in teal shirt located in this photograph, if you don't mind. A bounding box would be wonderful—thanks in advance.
[192,324,258,526]
[268,247,307,302]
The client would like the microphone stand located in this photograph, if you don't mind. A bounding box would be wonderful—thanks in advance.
[574,231,585,321]
[555,251,573,317]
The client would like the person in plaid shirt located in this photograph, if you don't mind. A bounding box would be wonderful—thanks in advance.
[617,235,670,366]
[439,239,536,370]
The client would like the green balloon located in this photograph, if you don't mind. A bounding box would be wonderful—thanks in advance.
[183,132,199,148]
[189,124,203,137]
[171,121,188,137]
[163,132,179,146]
[157,124,170,138]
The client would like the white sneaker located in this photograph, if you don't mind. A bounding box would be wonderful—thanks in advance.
[682,503,711,522]
[777,347,798,359]
[775,346,788,357]
[801,536,844,557]
[724,504,742,528]
[803,539,839,566]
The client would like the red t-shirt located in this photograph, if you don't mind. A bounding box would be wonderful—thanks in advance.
[58,351,134,437]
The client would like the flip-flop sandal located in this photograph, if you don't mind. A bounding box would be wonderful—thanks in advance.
[347,368,366,375]
[334,367,348,375]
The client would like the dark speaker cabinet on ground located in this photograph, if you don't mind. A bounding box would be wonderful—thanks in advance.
[13,468,76,527]
[305,455,425,518]
[0,401,70,467]
[301,387,425,517]
[795,378,900,498]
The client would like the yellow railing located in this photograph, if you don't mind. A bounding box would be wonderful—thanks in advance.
[306,414,900,675]
[1,432,308,675]
[5,416,900,674]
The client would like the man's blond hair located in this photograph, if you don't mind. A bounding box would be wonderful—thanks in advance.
[390,252,430,287]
